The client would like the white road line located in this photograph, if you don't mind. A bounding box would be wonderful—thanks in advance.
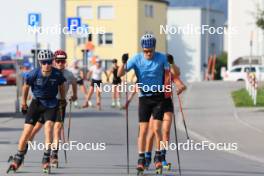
[233,109,264,134]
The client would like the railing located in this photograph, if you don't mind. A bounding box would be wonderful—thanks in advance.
[245,72,258,105]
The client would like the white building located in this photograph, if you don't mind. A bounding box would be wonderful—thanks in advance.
[167,7,225,82]
[0,0,65,55]
[228,0,264,69]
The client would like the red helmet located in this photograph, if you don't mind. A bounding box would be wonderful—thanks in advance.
[54,49,67,60]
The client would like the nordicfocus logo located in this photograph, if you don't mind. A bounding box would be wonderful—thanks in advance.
[160,24,238,35]
[93,83,172,93]
[27,141,106,151]
[160,140,238,151]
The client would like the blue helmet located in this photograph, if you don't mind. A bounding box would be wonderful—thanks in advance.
[140,34,156,49]
[23,62,31,68]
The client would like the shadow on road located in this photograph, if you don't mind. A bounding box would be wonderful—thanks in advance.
[68,111,123,118]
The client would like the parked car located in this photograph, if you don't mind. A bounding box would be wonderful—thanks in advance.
[0,74,7,85]
[0,60,16,85]
[223,65,264,81]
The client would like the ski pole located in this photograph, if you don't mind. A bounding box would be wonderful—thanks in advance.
[168,64,182,176]
[124,55,130,174]
[67,100,72,142]
[61,126,68,163]
[177,94,190,140]
[59,105,67,163]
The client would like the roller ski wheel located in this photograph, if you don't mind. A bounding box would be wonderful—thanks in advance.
[7,154,24,174]
[136,164,144,175]
[162,161,171,171]
[6,163,18,173]
[155,166,162,175]
[155,162,162,175]
[50,153,59,168]
[42,163,51,174]
[154,154,163,175]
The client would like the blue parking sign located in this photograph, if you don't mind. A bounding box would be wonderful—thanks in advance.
[28,13,41,27]
[67,17,81,31]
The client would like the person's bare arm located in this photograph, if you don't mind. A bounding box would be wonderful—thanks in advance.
[118,64,126,77]
[167,54,181,77]
[174,77,187,95]
[21,84,30,106]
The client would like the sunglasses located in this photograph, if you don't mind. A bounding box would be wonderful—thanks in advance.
[143,49,154,54]
[55,60,66,64]
[40,60,53,65]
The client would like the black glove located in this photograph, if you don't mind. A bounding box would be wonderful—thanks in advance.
[21,104,28,115]
[59,99,67,109]
[167,54,174,64]
[122,53,129,64]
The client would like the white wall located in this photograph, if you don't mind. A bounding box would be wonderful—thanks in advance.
[167,8,201,82]
[167,7,225,82]
[0,0,64,52]
[228,0,264,69]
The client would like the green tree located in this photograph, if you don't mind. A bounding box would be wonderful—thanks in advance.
[256,6,264,30]
[215,52,227,80]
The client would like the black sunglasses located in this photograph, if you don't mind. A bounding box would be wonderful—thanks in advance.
[55,60,66,64]
[40,60,53,65]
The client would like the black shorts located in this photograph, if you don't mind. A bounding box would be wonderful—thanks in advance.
[138,94,165,122]
[77,79,84,85]
[91,79,102,87]
[25,99,57,125]
[38,105,66,124]
[163,98,174,113]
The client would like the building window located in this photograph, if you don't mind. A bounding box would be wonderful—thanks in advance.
[98,6,114,19]
[77,6,93,19]
[230,68,242,73]
[88,34,92,42]
[145,4,154,17]
[102,60,113,71]
[77,38,86,45]
[211,18,216,25]
[98,33,113,45]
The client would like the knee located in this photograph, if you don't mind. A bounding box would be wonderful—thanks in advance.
[54,123,62,131]
[152,126,161,136]
[45,122,53,133]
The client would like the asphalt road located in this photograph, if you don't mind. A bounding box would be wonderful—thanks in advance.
[0,81,264,176]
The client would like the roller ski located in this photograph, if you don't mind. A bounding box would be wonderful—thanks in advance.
[8,143,28,163]
[7,155,14,163]
[154,154,163,175]
[144,152,151,170]
[161,150,171,170]
[50,153,59,168]
[42,154,51,174]
[136,157,145,175]
[162,160,172,171]
[6,153,24,173]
